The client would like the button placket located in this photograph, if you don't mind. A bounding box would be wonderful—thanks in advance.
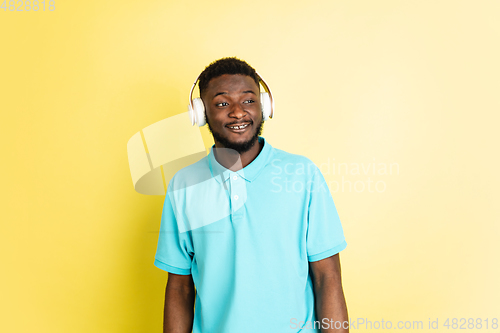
[229,172,246,215]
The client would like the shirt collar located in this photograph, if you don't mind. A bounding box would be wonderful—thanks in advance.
[208,136,273,184]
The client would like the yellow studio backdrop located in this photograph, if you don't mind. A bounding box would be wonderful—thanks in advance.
[1,0,499,332]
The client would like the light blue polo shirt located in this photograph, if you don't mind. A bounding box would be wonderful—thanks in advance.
[155,136,347,333]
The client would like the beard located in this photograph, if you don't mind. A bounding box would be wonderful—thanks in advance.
[205,113,264,154]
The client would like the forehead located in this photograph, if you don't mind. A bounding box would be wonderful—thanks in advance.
[205,74,259,95]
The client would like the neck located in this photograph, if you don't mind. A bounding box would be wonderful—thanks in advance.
[213,138,263,171]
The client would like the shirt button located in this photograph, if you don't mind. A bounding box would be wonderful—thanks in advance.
[232,175,238,180]
[234,195,239,200]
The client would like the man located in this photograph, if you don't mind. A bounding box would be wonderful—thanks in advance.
[155,57,348,333]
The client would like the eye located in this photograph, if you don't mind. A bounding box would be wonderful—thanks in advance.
[243,99,255,104]
[215,102,229,107]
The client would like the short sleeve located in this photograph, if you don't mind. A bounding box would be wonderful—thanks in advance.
[154,183,194,275]
[306,168,347,262]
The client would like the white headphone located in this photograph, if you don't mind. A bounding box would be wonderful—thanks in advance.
[188,72,275,127]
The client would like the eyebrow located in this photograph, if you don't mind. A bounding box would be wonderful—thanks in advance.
[213,92,228,98]
[212,90,257,98]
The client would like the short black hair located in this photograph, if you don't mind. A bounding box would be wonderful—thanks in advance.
[198,57,260,97]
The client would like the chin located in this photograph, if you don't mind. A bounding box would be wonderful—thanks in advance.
[226,131,253,141]
[216,131,259,154]
[227,134,257,145]
[207,119,264,153]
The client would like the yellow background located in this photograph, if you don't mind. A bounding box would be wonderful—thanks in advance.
[1,0,499,332]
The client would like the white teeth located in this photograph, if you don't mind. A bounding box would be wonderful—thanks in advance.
[229,124,249,129]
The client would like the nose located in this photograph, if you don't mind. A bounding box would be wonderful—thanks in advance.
[229,102,246,119]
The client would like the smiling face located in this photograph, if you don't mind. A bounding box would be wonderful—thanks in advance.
[202,74,264,153]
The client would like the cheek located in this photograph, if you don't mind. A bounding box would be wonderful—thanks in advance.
[206,111,225,125]
[254,107,264,119]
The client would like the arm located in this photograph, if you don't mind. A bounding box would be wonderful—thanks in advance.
[163,273,195,333]
[309,253,349,333]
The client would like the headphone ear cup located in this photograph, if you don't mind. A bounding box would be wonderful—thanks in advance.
[188,103,196,126]
[192,98,206,127]
[260,92,272,121]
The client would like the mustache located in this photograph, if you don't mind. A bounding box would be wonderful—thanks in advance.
[226,120,253,127]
